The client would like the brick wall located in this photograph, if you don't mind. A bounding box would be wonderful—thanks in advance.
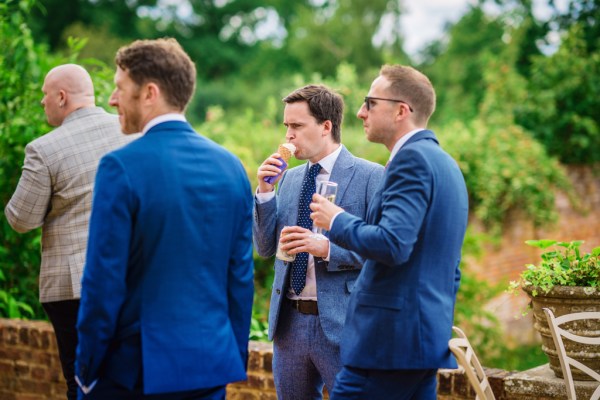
[3,318,599,399]
[465,165,600,343]
[226,341,277,399]
[0,319,65,399]
[469,165,600,285]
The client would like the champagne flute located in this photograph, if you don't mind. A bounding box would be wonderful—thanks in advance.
[312,181,338,239]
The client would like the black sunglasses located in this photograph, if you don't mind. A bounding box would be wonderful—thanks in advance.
[364,96,414,112]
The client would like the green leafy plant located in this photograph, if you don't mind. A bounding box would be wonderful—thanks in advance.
[441,119,574,235]
[509,240,600,296]
[249,310,269,342]
[0,269,33,318]
[0,0,116,319]
[515,24,600,165]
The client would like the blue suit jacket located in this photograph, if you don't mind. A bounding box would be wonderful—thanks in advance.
[331,130,468,370]
[253,146,383,344]
[76,121,254,394]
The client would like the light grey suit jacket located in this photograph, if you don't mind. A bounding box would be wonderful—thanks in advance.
[253,145,384,343]
[4,107,137,303]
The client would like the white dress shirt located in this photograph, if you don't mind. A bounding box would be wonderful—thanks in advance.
[142,113,187,134]
[256,144,343,300]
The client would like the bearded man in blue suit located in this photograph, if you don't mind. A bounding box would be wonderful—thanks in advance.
[75,39,254,399]
[311,65,469,400]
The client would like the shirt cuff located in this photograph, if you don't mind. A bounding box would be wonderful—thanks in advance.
[324,240,331,262]
[255,189,275,204]
[75,376,98,395]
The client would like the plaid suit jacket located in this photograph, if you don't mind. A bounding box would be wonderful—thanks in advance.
[5,107,137,302]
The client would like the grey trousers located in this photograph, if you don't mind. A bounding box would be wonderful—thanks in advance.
[272,300,342,400]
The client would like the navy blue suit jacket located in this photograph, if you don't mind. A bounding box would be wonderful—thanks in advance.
[330,130,468,370]
[76,121,254,394]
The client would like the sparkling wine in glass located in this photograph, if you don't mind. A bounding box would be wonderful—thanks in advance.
[313,181,338,237]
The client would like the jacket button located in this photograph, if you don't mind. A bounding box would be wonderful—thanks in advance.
[276,289,281,295]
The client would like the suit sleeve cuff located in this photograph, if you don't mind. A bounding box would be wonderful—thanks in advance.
[329,210,345,231]
[75,375,98,395]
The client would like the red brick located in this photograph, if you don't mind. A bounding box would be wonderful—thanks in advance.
[14,361,30,377]
[48,366,62,382]
[226,381,248,390]
[259,393,278,400]
[264,374,275,390]
[263,350,273,372]
[10,349,35,363]
[15,379,51,395]
[13,395,46,400]
[6,326,18,345]
[247,350,262,371]
[30,366,48,380]
[437,369,455,394]
[225,388,261,400]
[28,352,49,367]
[19,327,30,346]
[0,376,17,392]
[246,372,269,390]
[0,391,17,400]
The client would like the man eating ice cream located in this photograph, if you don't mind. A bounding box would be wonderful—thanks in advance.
[253,84,384,400]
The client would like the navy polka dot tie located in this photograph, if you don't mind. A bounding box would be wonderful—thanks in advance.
[291,163,321,295]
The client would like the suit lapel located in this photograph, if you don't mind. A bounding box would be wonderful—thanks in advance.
[280,145,357,225]
[329,145,354,204]
[278,166,305,225]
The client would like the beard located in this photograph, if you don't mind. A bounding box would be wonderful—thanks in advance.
[119,96,144,134]
[120,111,142,134]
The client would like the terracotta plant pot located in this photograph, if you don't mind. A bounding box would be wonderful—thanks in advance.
[524,285,600,381]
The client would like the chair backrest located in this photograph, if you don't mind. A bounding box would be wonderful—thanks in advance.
[448,326,496,400]
[543,308,600,400]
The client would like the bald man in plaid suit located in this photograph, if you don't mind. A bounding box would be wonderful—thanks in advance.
[4,64,136,400]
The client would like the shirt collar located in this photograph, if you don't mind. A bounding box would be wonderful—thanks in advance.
[389,128,425,162]
[308,144,343,174]
[142,113,187,135]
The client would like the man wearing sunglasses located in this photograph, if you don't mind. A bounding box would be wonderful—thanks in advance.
[311,65,469,399]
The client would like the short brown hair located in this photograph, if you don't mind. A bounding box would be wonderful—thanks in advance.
[283,85,344,143]
[380,65,436,125]
[115,38,196,111]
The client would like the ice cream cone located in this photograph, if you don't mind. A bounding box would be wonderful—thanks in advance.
[263,143,296,185]
[278,143,296,162]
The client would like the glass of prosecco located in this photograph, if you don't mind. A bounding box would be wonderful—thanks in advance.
[312,181,338,239]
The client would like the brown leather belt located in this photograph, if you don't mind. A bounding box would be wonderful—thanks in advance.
[287,298,319,315]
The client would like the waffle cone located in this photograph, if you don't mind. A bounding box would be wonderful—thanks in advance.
[278,143,296,162]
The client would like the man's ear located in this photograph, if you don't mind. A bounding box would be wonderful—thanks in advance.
[395,103,410,122]
[144,82,160,104]
[58,90,67,107]
[322,120,333,137]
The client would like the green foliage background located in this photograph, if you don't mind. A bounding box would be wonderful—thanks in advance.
[1,0,60,318]
[3,0,600,372]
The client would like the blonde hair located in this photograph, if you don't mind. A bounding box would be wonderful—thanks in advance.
[116,38,196,111]
[380,65,436,125]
